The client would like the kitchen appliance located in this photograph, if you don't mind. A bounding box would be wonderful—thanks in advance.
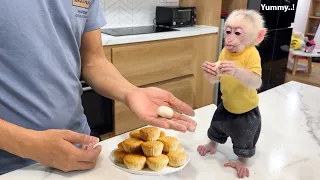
[100,25,179,37]
[81,81,113,139]
[155,6,196,28]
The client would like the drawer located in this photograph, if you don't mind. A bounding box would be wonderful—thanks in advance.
[114,76,194,135]
[111,38,195,86]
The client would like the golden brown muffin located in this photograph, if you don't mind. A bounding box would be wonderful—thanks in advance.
[139,126,161,141]
[123,154,147,170]
[141,141,164,157]
[166,151,188,167]
[122,138,144,153]
[113,149,128,164]
[176,145,184,152]
[160,130,166,137]
[146,154,169,171]
[157,136,179,153]
[129,129,141,139]
[117,141,124,151]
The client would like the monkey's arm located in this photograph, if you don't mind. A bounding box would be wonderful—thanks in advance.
[234,52,262,90]
[233,67,262,89]
[204,72,221,84]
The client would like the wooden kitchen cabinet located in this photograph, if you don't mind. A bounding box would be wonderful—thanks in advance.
[113,76,194,135]
[112,38,194,86]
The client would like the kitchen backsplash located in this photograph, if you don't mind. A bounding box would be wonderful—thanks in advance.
[99,0,179,28]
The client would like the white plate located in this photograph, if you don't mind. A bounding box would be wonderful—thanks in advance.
[109,149,190,176]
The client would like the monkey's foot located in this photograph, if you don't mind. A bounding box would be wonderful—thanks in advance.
[224,160,249,178]
[197,141,217,156]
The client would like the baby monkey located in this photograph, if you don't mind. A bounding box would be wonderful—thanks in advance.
[197,9,267,178]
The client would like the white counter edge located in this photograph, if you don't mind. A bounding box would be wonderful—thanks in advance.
[101,25,219,46]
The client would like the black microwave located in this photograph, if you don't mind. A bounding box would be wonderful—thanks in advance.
[156,6,196,28]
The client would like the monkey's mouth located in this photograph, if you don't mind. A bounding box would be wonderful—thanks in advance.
[226,44,236,50]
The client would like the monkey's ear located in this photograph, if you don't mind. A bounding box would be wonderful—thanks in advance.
[255,28,267,45]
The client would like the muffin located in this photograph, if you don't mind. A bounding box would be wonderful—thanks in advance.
[113,149,128,164]
[117,141,124,151]
[166,151,188,167]
[146,154,169,171]
[140,127,161,141]
[141,141,164,157]
[176,145,184,152]
[160,130,166,137]
[122,138,144,153]
[157,136,179,153]
[129,129,141,139]
[123,154,147,170]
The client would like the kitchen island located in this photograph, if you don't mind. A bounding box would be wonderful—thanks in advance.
[2,81,320,179]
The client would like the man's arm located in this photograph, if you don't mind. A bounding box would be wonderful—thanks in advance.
[0,118,34,158]
[80,29,138,105]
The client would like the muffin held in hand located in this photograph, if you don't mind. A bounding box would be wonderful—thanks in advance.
[140,127,161,141]
[160,130,166,137]
[157,136,179,153]
[123,154,147,171]
[141,141,164,157]
[146,154,169,171]
[129,129,141,139]
[114,149,128,164]
[122,138,144,153]
[166,151,188,167]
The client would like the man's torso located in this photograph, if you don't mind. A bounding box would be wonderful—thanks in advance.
[0,0,106,174]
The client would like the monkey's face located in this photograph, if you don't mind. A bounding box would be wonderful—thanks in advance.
[224,26,246,53]
[224,16,256,53]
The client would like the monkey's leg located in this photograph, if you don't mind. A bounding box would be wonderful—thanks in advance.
[197,103,228,156]
[224,158,250,178]
[223,106,261,178]
[197,140,217,156]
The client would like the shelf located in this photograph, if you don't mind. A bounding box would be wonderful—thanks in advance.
[306,32,315,36]
[309,16,320,19]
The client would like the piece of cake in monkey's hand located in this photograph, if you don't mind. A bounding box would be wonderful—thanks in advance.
[214,61,223,76]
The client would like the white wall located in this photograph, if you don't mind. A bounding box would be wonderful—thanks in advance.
[99,0,179,28]
[292,0,311,33]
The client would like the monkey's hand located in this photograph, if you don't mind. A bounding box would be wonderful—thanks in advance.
[202,61,218,76]
[202,61,220,84]
[219,61,262,89]
[219,61,237,76]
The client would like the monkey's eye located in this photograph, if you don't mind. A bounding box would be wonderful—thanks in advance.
[235,32,241,36]
[226,30,231,34]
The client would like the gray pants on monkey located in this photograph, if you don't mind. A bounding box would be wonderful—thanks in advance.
[207,102,261,158]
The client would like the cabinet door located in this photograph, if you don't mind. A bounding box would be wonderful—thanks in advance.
[111,38,195,86]
[114,77,194,135]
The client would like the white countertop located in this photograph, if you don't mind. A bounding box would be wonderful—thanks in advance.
[101,25,219,46]
[2,81,320,179]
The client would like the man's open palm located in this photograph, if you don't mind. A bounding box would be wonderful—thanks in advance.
[125,87,197,132]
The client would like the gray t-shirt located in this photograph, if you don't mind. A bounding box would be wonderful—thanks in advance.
[0,0,106,174]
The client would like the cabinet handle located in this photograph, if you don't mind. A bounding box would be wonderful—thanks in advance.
[82,87,92,91]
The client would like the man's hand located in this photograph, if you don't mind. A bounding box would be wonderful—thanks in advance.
[219,61,238,76]
[124,87,197,133]
[79,30,197,132]
[26,130,102,172]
